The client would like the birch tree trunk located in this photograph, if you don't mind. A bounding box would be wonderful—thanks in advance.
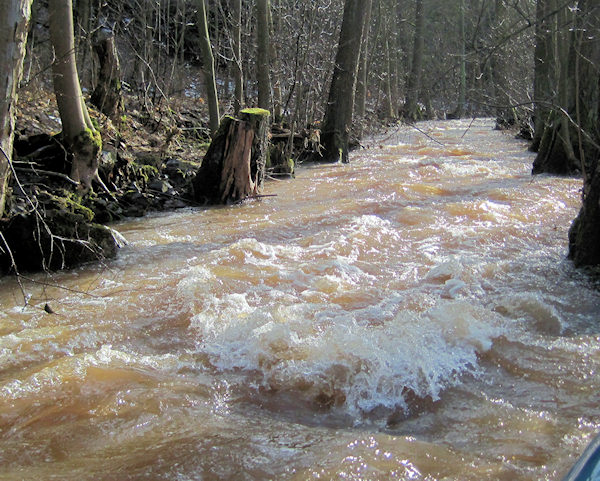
[0,0,33,218]
[49,0,101,191]
[196,0,220,135]
[319,0,368,163]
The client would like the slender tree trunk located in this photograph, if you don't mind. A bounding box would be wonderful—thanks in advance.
[355,0,373,119]
[319,0,368,163]
[456,0,467,118]
[74,0,91,84]
[383,12,395,120]
[531,0,557,151]
[270,0,282,122]
[404,0,424,121]
[492,0,516,127]
[196,0,220,135]
[49,0,101,191]
[256,0,272,111]
[0,0,33,218]
[232,0,244,114]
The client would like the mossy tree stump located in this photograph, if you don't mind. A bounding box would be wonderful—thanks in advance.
[192,108,270,204]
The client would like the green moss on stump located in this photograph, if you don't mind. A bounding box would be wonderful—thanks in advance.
[240,108,270,116]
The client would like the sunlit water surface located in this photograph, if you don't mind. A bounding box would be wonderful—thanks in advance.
[1,119,599,480]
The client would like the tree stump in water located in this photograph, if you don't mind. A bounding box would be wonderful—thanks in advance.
[192,108,270,204]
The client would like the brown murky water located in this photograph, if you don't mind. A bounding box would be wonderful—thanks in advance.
[1,119,599,480]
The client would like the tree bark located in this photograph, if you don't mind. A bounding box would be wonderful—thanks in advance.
[319,0,368,163]
[566,0,600,266]
[256,0,272,112]
[90,34,122,119]
[531,0,557,151]
[404,0,425,121]
[196,0,220,135]
[455,0,467,118]
[49,0,101,191]
[532,2,579,175]
[192,109,270,204]
[355,0,373,119]
[0,0,33,218]
[492,0,515,128]
[270,0,283,122]
[232,0,244,114]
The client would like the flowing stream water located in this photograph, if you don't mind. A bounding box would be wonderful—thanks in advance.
[1,119,599,480]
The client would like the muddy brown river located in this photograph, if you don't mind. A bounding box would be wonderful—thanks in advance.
[1,119,599,480]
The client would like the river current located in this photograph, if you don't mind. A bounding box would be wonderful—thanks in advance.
[0,119,599,480]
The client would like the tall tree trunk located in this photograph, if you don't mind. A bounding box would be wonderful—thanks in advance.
[567,0,600,266]
[232,0,244,114]
[319,0,368,163]
[383,10,395,120]
[256,0,272,112]
[74,0,92,84]
[270,0,282,122]
[196,0,220,135]
[532,2,579,174]
[492,0,514,128]
[49,0,101,191]
[531,0,557,151]
[456,0,467,118]
[355,0,373,119]
[404,0,424,121]
[0,0,33,218]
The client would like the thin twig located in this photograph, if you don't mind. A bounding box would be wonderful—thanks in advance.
[16,274,102,298]
[461,117,477,139]
[0,232,28,305]
[409,123,446,147]
[13,167,80,186]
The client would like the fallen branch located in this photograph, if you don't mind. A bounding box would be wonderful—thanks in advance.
[13,166,79,186]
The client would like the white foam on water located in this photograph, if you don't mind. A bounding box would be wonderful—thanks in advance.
[189,292,502,421]
[494,292,565,335]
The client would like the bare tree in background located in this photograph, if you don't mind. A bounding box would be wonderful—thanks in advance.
[196,0,220,134]
[319,0,368,163]
[256,0,272,112]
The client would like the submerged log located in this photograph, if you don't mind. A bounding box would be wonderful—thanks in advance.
[192,108,270,204]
